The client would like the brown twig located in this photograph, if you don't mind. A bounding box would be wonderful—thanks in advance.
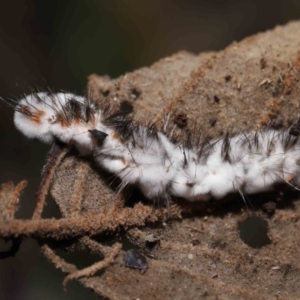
[41,244,77,274]
[63,242,122,288]
[41,243,124,300]
[32,143,68,220]
[0,181,27,259]
[78,236,111,256]
[0,204,160,240]
[5,180,27,220]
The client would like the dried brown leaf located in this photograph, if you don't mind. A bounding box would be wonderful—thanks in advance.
[2,21,300,300]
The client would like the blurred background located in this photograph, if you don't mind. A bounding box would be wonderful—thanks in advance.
[0,0,299,299]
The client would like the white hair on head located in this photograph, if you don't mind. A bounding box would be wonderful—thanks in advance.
[14,93,86,143]
[11,92,300,203]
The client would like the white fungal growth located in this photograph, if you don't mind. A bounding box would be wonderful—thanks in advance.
[13,92,300,202]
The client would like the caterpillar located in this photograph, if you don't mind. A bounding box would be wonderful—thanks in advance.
[12,92,300,203]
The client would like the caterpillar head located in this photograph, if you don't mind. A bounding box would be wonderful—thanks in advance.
[14,92,85,144]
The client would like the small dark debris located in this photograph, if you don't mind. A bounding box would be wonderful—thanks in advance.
[262,201,277,215]
[191,238,200,246]
[120,101,134,114]
[285,87,292,95]
[213,95,220,103]
[209,119,217,127]
[270,116,284,130]
[234,263,241,273]
[174,113,188,128]
[283,263,292,278]
[224,75,232,82]
[211,240,226,250]
[272,78,282,97]
[130,88,142,100]
[124,249,148,270]
[260,58,267,70]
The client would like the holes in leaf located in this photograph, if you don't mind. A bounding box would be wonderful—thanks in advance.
[120,101,134,114]
[238,216,271,248]
[100,90,110,97]
[130,88,141,100]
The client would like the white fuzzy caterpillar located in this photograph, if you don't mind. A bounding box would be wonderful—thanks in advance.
[13,92,300,202]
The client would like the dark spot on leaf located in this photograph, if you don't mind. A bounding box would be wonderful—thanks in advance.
[224,75,232,82]
[174,113,187,127]
[211,240,226,250]
[124,249,148,270]
[272,78,282,97]
[209,119,217,127]
[283,263,292,278]
[213,95,220,103]
[191,238,200,246]
[120,101,134,114]
[260,58,267,70]
[101,90,110,97]
[270,116,283,130]
[262,201,277,215]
